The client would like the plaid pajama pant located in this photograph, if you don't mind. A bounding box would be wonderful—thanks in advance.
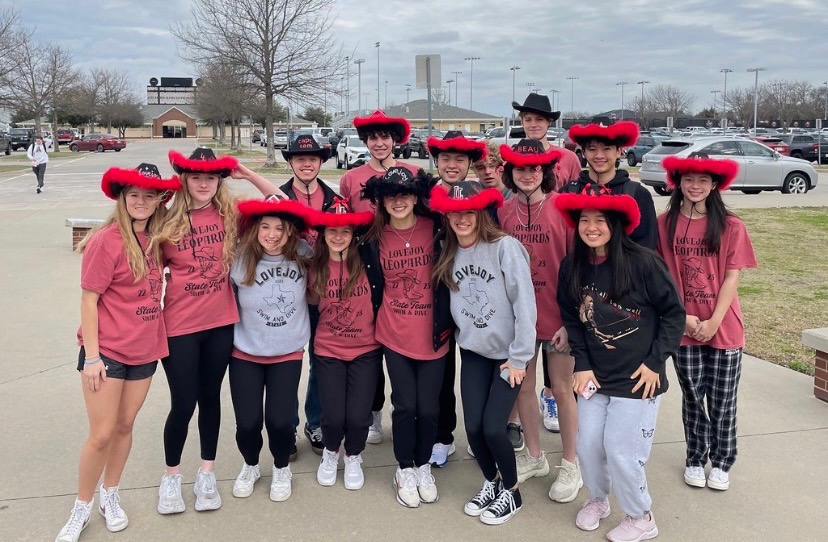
[673,345,743,472]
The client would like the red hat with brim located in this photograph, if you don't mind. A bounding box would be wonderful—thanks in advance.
[554,183,641,234]
[429,182,504,214]
[307,197,374,229]
[353,109,411,144]
[427,132,488,162]
[662,154,739,190]
[101,163,181,201]
[568,121,640,148]
[500,139,562,168]
[237,197,314,234]
[169,148,238,178]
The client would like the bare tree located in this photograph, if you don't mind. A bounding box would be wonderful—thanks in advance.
[629,96,655,127]
[648,85,695,118]
[0,3,26,85]
[172,0,343,165]
[726,87,756,126]
[195,62,259,148]
[91,68,141,133]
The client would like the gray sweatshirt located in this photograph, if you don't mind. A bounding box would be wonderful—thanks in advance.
[230,252,310,357]
[450,236,537,369]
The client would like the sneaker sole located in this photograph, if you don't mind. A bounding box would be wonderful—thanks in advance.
[480,505,521,525]
[464,504,487,517]
[549,477,584,503]
[391,480,420,508]
[543,421,561,433]
[344,479,364,490]
[512,441,525,452]
[707,479,729,491]
[270,489,292,502]
[232,482,259,498]
[576,506,610,531]
[98,506,128,532]
[418,493,439,504]
[684,475,706,488]
[156,502,185,515]
[317,475,337,487]
[194,499,222,511]
[608,526,659,542]
[517,462,550,483]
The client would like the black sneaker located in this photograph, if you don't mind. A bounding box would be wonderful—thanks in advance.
[289,429,298,462]
[304,424,324,456]
[507,422,524,452]
[464,479,500,517]
[36,187,41,194]
[480,487,522,525]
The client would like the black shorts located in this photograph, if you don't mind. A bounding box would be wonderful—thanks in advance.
[77,347,158,381]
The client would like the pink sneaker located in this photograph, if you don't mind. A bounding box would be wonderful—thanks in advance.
[606,512,659,542]
[575,498,610,531]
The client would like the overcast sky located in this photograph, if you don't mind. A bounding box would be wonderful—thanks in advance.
[13,0,828,119]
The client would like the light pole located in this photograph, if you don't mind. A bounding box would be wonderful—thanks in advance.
[405,83,412,104]
[339,77,344,115]
[354,58,365,114]
[526,82,536,94]
[720,68,732,119]
[616,82,629,119]
[451,70,462,106]
[566,76,579,114]
[746,68,767,131]
[549,89,560,112]
[823,81,827,120]
[465,56,481,110]
[710,90,721,120]
[345,56,350,118]
[510,66,521,104]
[375,42,380,110]
[446,79,454,105]
[637,80,650,125]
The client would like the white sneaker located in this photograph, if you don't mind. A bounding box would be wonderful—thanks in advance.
[270,465,292,501]
[98,485,128,532]
[428,442,456,468]
[343,454,365,490]
[548,458,583,503]
[708,467,730,491]
[416,463,439,503]
[232,463,261,498]
[539,389,560,432]
[55,499,92,542]
[684,466,706,488]
[367,410,383,444]
[317,448,340,487]
[516,451,550,483]
[193,469,222,511]
[393,467,420,508]
[157,473,185,515]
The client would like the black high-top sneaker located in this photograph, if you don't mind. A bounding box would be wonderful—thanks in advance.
[480,486,522,525]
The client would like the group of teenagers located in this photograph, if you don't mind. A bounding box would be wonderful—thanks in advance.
[57,92,757,542]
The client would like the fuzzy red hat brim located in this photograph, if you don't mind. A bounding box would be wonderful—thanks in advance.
[237,198,313,233]
[554,192,641,234]
[101,168,182,201]
[309,209,375,229]
[168,150,239,176]
[662,155,740,190]
[427,137,488,162]
[568,121,640,148]
[353,112,411,144]
[428,185,504,214]
[499,145,562,167]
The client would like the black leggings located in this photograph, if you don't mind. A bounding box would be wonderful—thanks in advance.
[316,349,382,456]
[229,357,302,469]
[161,324,233,467]
[372,361,386,412]
[384,347,446,469]
[436,338,457,445]
[460,348,522,488]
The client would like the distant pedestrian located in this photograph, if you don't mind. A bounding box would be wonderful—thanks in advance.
[27,134,49,194]
[657,153,757,492]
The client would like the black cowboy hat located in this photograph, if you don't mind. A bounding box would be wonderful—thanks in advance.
[361,166,438,203]
[281,134,331,161]
[512,93,561,122]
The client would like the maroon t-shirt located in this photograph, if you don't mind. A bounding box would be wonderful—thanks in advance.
[375,216,448,360]
[293,184,325,249]
[657,213,757,349]
[77,224,168,365]
[310,260,380,360]
[161,203,240,336]
[498,193,569,339]
[339,161,420,214]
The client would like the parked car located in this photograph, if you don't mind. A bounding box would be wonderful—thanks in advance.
[0,131,10,155]
[272,130,288,149]
[68,133,126,153]
[328,128,356,150]
[403,128,444,159]
[750,136,790,156]
[624,135,660,167]
[56,129,77,144]
[8,128,34,151]
[639,136,818,196]
[486,126,526,147]
[289,128,333,157]
[775,134,824,161]
[335,135,369,169]
[251,129,264,143]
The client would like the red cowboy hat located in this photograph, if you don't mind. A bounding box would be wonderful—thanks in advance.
[307,197,374,228]
[169,148,238,177]
[427,131,488,162]
[429,182,503,214]
[568,121,640,148]
[353,109,411,144]
[101,163,181,201]
[662,154,739,190]
[500,139,563,168]
[554,183,641,234]
[237,196,314,233]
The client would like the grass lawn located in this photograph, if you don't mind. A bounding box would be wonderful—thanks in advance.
[0,165,28,173]
[737,207,828,375]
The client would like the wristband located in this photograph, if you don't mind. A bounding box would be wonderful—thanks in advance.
[83,356,102,365]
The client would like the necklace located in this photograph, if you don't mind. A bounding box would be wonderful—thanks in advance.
[389,217,417,248]
[515,193,548,229]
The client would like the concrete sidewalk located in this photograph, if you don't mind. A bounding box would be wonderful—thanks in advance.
[0,153,826,542]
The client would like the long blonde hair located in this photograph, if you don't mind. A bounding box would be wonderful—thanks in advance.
[237,216,308,286]
[433,210,505,291]
[150,172,239,271]
[76,189,168,281]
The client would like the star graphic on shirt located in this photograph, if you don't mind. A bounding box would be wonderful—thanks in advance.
[461,278,489,315]
[264,283,295,313]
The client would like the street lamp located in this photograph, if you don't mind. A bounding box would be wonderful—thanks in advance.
[746,68,767,131]
[616,82,629,119]
[345,56,350,118]
[637,80,650,124]
[566,76,579,114]
[405,83,412,104]
[465,56,481,110]
[549,89,560,112]
[823,81,827,121]
[526,82,536,94]
[720,68,733,119]
[384,80,388,109]
[446,79,455,105]
[354,58,365,114]
[710,90,722,120]
[375,42,380,110]
[451,70,462,106]
[510,66,521,117]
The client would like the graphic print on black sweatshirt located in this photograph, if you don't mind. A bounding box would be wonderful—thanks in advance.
[455,265,497,329]
[254,264,303,326]
[578,287,641,349]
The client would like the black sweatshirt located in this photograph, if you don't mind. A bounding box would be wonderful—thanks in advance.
[557,251,685,399]
[560,170,658,249]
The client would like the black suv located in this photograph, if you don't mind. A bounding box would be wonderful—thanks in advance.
[402,129,444,159]
[0,132,10,155]
[9,128,34,151]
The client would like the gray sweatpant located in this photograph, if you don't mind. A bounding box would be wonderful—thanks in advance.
[577,393,661,518]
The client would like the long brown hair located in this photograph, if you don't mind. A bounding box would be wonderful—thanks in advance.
[237,216,307,286]
[311,227,364,298]
[365,194,432,242]
[433,210,506,291]
[149,171,239,271]
[76,188,167,281]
